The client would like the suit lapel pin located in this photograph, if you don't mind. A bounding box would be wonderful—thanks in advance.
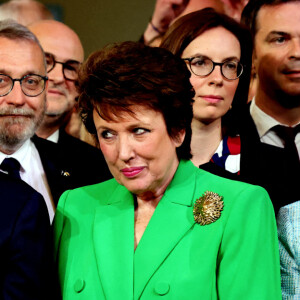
[193,191,224,226]
[61,170,71,177]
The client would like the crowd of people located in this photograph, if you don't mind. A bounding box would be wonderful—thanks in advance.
[0,0,298,299]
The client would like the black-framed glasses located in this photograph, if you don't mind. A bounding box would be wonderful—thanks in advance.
[45,52,81,81]
[0,74,48,97]
[182,56,244,80]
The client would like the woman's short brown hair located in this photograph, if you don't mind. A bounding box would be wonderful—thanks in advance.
[78,41,194,160]
[160,8,253,136]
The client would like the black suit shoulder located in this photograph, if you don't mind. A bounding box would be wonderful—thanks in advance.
[238,105,300,214]
[31,135,73,205]
[57,130,112,185]
[199,161,241,181]
[32,133,112,205]
[0,173,53,300]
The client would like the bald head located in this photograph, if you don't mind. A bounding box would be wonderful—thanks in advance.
[28,20,84,63]
[0,0,53,26]
[28,20,84,138]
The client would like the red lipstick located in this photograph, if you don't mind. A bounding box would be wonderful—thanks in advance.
[121,167,144,178]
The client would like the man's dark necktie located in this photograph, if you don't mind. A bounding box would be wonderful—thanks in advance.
[272,124,300,174]
[0,157,21,180]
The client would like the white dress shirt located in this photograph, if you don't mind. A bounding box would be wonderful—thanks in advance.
[0,139,55,222]
[250,99,300,155]
[47,130,59,143]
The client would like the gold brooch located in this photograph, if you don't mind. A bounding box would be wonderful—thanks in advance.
[193,191,224,225]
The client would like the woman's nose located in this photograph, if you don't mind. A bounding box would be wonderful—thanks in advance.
[208,66,223,86]
[118,136,135,161]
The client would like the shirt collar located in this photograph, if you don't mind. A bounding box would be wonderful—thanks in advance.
[250,98,282,138]
[0,139,34,173]
[47,129,59,143]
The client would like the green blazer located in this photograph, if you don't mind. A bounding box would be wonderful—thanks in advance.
[54,160,282,300]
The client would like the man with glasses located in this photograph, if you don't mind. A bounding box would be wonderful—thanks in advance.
[0,19,58,299]
[0,20,111,224]
[28,20,84,142]
[0,19,65,223]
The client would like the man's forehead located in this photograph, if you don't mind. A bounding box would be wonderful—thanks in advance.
[0,38,45,74]
[29,21,84,63]
[41,38,83,63]
[256,2,300,35]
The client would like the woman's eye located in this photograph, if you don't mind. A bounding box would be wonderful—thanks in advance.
[133,128,149,135]
[192,58,206,67]
[224,62,238,70]
[101,130,114,139]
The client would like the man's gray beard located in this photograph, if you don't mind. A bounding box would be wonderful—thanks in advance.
[0,106,45,152]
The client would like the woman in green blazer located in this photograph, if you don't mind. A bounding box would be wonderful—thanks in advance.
[54,41,282,299]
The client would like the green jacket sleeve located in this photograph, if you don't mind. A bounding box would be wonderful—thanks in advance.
[217,186,282,299]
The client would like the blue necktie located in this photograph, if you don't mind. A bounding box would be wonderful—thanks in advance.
[0,157,21,180]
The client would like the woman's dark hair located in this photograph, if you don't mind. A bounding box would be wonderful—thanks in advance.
[160,7,253,136]
[78,41,194,160]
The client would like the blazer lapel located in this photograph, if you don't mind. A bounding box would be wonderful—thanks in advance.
[134,161,197,299]
[32,135,73,205]
[93,185,135,300]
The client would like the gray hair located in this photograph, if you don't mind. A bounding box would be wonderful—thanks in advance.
[0,19,46,71]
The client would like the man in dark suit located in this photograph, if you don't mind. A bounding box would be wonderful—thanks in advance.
[28,20,84,143]
[28,20,100,146]
[0,172,53,300]
[0,20,111,223]
[240,0,300,214]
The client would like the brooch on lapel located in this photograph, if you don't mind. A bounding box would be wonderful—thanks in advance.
[193,191,224,226]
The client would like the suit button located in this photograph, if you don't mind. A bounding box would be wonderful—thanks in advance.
[74,279,85,293]
[154,282,170,295]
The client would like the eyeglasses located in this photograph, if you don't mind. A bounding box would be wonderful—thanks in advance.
[0,74,48,97]
[182,56,244,80]
[45,52,81,81]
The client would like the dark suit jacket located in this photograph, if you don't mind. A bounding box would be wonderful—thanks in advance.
[57,129,112,186]
[238,106,300,214]
[32,132,112,205]
[0,172,53,300]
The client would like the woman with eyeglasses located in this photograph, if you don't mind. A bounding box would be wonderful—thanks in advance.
[161,8,252,177]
